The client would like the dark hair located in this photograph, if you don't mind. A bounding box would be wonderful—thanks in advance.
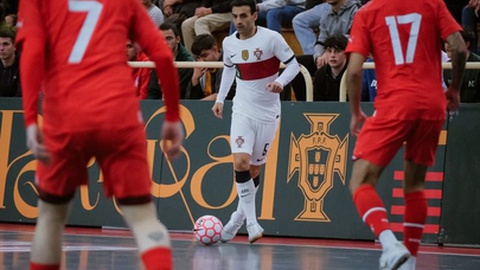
[191,34,217,57]
[0,25,15,41]
[231,0,257,14]
[159,22,180,37]
[323,34,348,51]
[460,24,475,49]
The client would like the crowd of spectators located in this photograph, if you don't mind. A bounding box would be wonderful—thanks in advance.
[1,0,479,103]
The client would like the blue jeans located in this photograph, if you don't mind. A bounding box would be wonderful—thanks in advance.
[229,6,305,34]
[462,6,479,54]
[292,3,330,55]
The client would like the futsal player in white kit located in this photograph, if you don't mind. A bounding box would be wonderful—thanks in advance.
[211,0,300,244]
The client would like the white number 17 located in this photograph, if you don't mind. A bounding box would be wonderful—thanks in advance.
[385,13,422,65]
[68,0,103,63]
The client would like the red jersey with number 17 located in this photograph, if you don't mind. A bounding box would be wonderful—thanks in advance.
[16,0,180,132]
[346,0,461,120]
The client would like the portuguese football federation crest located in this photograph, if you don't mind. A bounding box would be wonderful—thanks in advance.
[288,114,349,222]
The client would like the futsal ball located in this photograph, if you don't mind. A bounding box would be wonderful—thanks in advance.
[193,215,223,245]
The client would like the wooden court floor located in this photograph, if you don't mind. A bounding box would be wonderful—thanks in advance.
[1,223,479,269]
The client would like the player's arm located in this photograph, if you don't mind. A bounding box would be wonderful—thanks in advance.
[16,0,51,163]
[346,52,367,136]
[212,44,236,119]
[445,31,467,111]
[267,33,300,93]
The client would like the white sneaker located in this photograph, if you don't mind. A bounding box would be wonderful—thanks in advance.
[246,222,264,244]
[379,242,411,270]
[220,211,245,243]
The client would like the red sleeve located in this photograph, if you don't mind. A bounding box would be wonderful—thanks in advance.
[436,0,462,40]
[345,10,371,58]
[129,0,180,122]
[139,68,152,99]
[16,0,46,127]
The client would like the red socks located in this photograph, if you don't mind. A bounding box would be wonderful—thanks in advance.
[403,190,427,256]
[30,262,60,270]
[353,185,390,237]
[141,247,173,270]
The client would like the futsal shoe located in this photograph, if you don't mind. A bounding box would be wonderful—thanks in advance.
[379,242,410,270]
[220,211,245,243]
[397,256,416,270]
[246,222,264,244]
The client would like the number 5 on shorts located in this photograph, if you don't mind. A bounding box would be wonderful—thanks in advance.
[68,0,103,64]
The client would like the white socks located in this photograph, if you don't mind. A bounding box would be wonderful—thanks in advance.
[236,180,257,225]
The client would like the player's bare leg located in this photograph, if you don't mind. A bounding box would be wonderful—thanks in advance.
[30,200,71,270]
[121,202,172,270]
[350,159,410,270]
[398,161,428,270]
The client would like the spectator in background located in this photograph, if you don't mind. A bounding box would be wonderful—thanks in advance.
[292,0,329,55]
[186,34,235,100]
[148,22,194,99]
[0,26,20,97]
[4,13,17,28]
[312,34,347,101]
[444,24,480,103]
[127,40,152,99]
[143,0,165,27]
[162,0,202,36]
[461,0,480,54]
[290,0,360,100]
[181,0,232,52]
[362,56,376,101]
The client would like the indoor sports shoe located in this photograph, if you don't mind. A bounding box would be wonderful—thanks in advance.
[379,242,411,270]
[246,222,264,244]
[220,211,245,243]
[397,256,416,270]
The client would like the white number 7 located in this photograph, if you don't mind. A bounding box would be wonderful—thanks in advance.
[385,13,422,65]
[68,0,103,63]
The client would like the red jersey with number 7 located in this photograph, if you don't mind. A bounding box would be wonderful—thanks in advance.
[346,0,461,120]
[16,0,180,131]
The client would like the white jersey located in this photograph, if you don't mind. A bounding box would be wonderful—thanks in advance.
[220,26,297,122]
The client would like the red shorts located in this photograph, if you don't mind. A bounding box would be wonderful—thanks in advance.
[36,125,152,204]
[353,116,444,167]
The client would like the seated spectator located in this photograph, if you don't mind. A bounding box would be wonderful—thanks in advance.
[462,0,480,54]
[186,34,235,100]
[162,0,202,34]
[230,0,306,34]
[148,22,194,99]
[444,25,480,103]
[181,0,232,52]
[361,57,376,101]
[127,40,152,99]
[0,26,20,97]
[290,0,360,100]
[143,0,165,27]
[312,34,347,101]
[292,0,329,55]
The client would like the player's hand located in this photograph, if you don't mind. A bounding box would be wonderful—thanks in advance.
[212,102,224,119]
[26,124,51,164]
[266,82,283,93]
[316,54,328,69]
[161,120,184,160]
[445,87,460,112]
[350,111,367,137]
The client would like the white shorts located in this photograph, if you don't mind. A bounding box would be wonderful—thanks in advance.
[230,112,280,166]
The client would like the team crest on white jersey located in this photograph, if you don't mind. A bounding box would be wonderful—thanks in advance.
[254,48,263,60]
[242,50,249,61]
[235,136,245,148]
